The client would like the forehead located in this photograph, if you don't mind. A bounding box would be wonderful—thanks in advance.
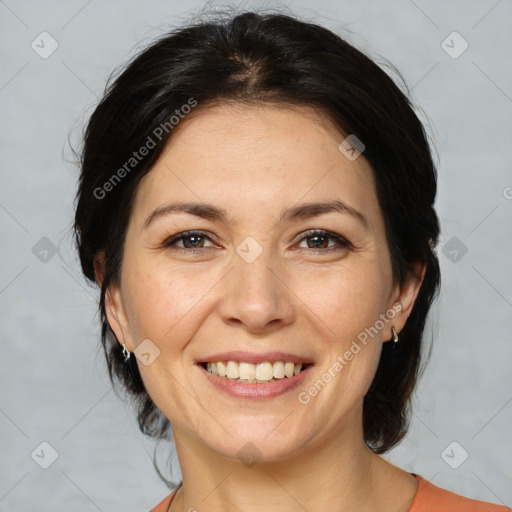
[132,103,380,230]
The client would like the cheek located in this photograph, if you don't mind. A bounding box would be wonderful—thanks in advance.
[122,260,217,352]
[121,265,211,412]
[292,261,387,401]
[294,261,389,343]
[297,266,386,414]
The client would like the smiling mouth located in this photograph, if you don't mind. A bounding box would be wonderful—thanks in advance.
[199,361,311,384]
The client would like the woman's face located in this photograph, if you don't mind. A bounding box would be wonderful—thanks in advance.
[105,103,422,461]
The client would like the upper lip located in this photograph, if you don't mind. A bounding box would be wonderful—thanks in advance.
[197,351,314,365]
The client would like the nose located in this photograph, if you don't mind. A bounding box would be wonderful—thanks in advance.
[217,246,296,334]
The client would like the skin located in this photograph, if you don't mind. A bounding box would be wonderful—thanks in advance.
[97,103,425,511]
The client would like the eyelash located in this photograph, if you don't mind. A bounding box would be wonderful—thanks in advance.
[162,229,353,254]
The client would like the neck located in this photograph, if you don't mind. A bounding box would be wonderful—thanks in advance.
[169,405,417,512]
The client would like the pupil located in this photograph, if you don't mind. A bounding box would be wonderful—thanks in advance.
[308,235,327,249]
[185,235,202,248]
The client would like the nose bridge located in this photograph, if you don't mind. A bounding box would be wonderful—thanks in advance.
[232,239,280,302]
[219,238,295,330]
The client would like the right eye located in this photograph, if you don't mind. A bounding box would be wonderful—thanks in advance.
[162,230,217,252]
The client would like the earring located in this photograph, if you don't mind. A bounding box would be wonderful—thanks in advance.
[391,326,399,343]
[122,343,131,362]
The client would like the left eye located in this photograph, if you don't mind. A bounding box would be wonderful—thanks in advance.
[163,229,352,252]
[295,230,352,251]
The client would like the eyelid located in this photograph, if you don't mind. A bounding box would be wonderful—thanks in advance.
[163,230,219,250]
[163,229,353,252]
[292,229,353,251]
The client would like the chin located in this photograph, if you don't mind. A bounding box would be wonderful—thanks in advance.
[203,427,308,465]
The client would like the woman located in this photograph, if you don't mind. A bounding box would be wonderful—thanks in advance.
[73,10,511,512]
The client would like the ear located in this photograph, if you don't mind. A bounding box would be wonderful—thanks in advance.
[93,251,106,287]
[94,251,133,351]
[384,262,426,342]
[105,285,133,351]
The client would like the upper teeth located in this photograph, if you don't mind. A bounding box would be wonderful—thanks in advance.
[206,361,303,381]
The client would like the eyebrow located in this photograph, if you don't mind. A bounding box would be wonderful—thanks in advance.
[143,199,370,231]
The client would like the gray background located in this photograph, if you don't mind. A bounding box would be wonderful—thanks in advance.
[1,0,511,510]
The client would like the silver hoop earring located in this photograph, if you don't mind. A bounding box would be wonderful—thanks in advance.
[122,343,131,362]
[391,326,399,343]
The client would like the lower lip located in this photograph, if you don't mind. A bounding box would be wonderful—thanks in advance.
[197,364,312,399]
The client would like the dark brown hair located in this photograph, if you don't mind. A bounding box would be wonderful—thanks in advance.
[73,10,440,485]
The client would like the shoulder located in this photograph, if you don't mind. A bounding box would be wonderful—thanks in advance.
[149,487,178,512]
[148,477,512,512]
[410,475,511,512]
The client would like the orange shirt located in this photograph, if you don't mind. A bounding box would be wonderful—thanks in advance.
[149,474,511,512]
